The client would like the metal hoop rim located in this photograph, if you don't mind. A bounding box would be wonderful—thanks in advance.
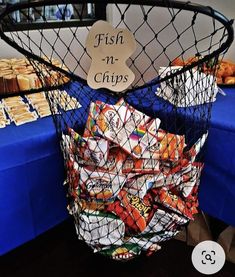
[0,0,233,93]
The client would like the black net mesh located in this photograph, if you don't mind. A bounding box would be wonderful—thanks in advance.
[0,0,233,260]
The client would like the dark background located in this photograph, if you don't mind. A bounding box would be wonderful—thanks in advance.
[1,217,234,277]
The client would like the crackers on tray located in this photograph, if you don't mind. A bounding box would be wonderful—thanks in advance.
[0,90,81,128]
[0,57,70,95]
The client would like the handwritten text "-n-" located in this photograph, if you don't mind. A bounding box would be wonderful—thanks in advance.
[86,20,136,93]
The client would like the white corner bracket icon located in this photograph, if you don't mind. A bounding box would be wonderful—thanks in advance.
[191,240,226,275]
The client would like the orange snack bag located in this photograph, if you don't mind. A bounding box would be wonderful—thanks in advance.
[142,129,186,161]
[102,146,127,173]
[80,167,126,202]
[156,187,195,219]
[122,156,159,174]
[117,190,152,232]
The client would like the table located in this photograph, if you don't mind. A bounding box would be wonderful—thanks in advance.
[0,84,234,256]
[199,86,235,226]
[0,117,68,255]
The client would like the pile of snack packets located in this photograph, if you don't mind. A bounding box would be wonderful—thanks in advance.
[0,90,81,128]
[61,98,207,261]
[0,57,69,96]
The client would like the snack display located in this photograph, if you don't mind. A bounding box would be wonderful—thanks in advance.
[0,90,80,127]
[157,66,218,107]
[0,57,70,95]
[172,57,235,85]
[3,96,38,126]
[64,98,206,260]
[26,92,52,118]
[216,60,235,85]
[48,90,82,111]
[0,103,10,128]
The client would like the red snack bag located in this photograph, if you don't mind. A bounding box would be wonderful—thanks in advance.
[80,137,109,167]
[184,184,199,215]
[162,133,207,175]
[68,127,109,168]
[179,162,204,197]
[122,156,160,174]
[118,190,152,232]
[184,132,208,162]
[107,190,153,233]
[123,174,165,199]
[102,146,127,173]
[107,200,140,233]
[83,101,104,138]
[164,157,191,175]
[84,99,128,138]
[96,102,129,141]
[138,118,161,147]
[66,158,79,199]
[80,167,126,202]
[142,129,186,161]
[157,130,186,161]
[142,207,189,234]
[155,187,194,219]
[96,101,151,158]
[78,199,106,211]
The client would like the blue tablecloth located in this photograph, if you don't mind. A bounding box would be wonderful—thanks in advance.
[199,87,235,226]
[0,84,234,255]
[0,117,68,255]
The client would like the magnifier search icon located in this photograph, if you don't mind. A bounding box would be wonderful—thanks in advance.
[192,241,225,274]
[205,254,212,262]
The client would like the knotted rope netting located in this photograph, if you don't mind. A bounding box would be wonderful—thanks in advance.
[0,0,233,260]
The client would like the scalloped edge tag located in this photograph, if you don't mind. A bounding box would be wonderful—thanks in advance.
[86,20,136,93]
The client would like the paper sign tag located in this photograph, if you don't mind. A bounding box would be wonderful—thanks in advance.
[86,20,136,92]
